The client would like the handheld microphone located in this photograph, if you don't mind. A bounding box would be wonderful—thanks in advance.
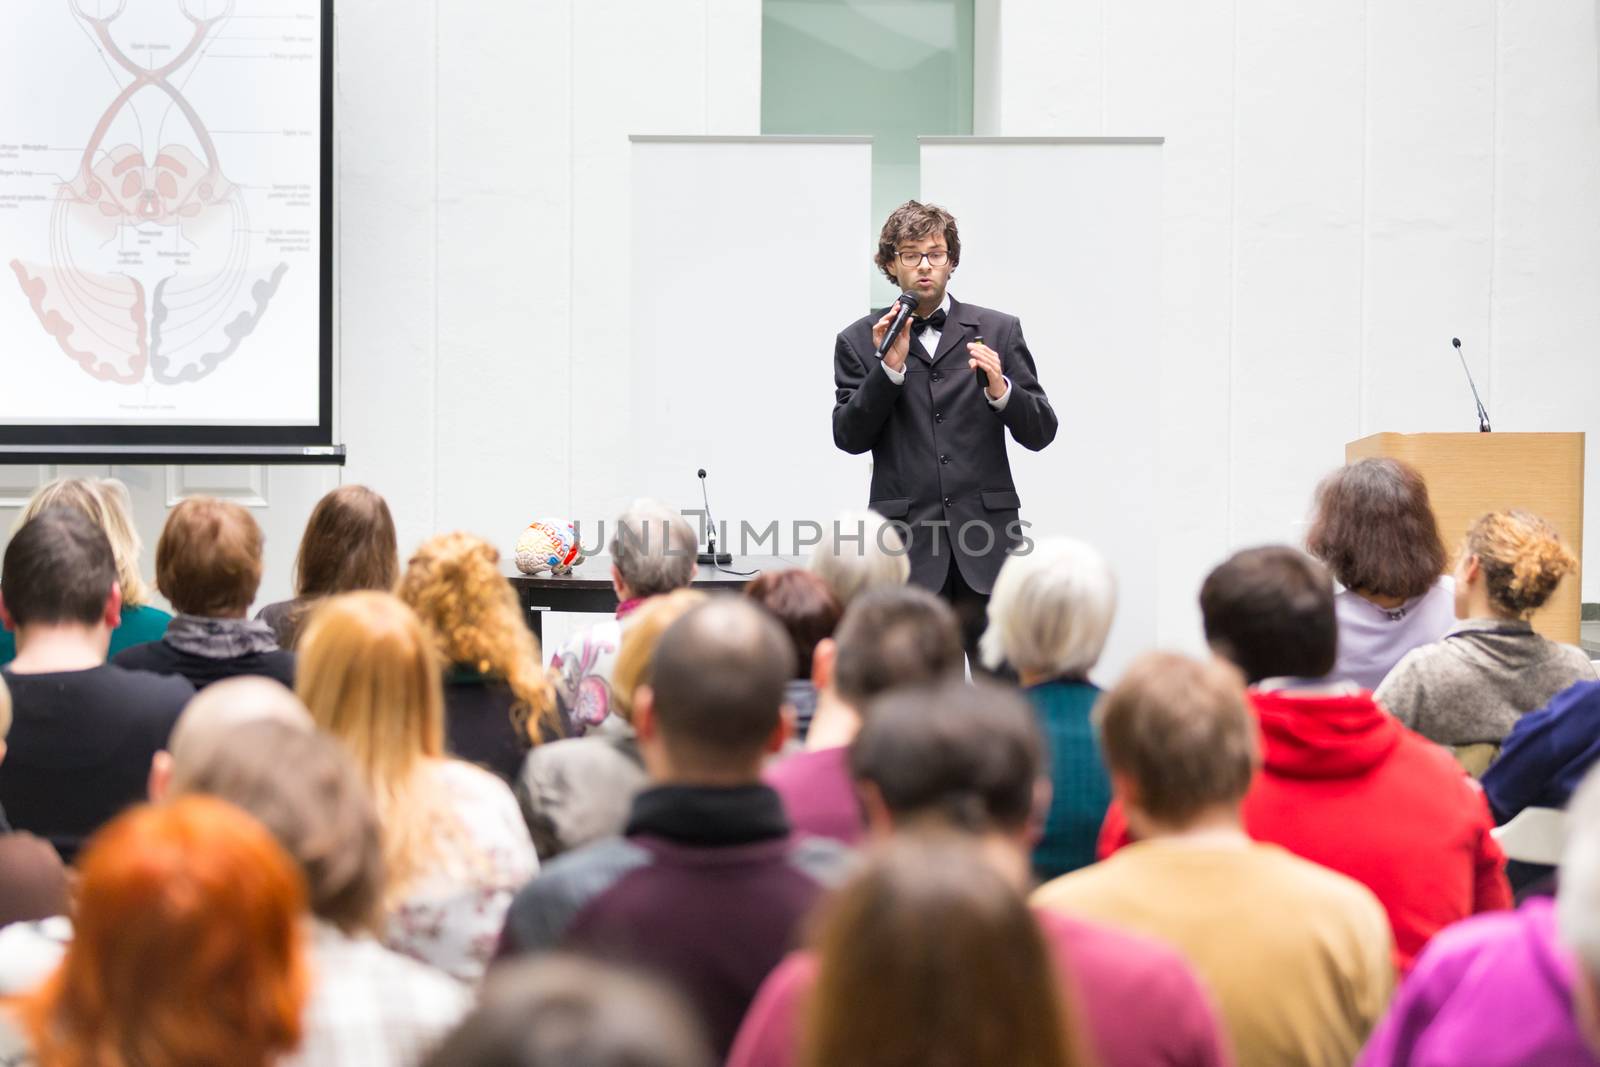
[696,468,732,566]
[875,291,920,359]
[1450,337,1492,433]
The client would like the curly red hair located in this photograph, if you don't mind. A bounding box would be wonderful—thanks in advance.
[16,797,309,1067]
[398,531,558,743]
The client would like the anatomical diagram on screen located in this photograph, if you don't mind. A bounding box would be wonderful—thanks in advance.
[0,0,322,427]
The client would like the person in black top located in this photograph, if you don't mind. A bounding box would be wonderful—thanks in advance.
[398,532,564,784]
[0,509,193,861]
[113,497,295,690]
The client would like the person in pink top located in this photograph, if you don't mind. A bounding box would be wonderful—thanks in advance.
[763,586,964,844]
[731,679,1232,1067]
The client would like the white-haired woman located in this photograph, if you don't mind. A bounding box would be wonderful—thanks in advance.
[807,510,910,609]
[979,538,1116,881]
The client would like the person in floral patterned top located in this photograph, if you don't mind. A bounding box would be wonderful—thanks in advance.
[297,591,536,984]
[551,499,699,735]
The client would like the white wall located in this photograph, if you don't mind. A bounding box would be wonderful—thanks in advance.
[335,0,763,657]
[629,138,873,549]
[984,0,1600,649]
[338,0,762,570]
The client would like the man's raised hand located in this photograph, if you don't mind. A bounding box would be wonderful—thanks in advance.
[873,306,912,372]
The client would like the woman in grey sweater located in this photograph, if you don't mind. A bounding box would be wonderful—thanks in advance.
[1376,509,1596,771]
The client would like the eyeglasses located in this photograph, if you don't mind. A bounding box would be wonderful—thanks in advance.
[896,249,950,267]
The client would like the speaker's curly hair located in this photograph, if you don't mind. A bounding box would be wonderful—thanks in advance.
[1462,509,1578,618]
[874,201,961,284]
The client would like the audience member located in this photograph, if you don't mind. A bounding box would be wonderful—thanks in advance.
[7,686,471,1065]
[978,537,1116,878]
[551,499,697,735]
[113,496,296,689]
[164,717,472,1067]
[149,675,311,796]
[1305,458,1456,690]
[399,532,562,784]
[499,597,850,1058]
[0,797,308,1067]
[1036,652,1394,1067]
[256,484,400,650]
[1484,680,1600,823]
[1358,762,1600,1066]
[422,956,714,1067]
[298,591,536,983]
[0,675,68,928]
[0,477,170,665]
[517,590,702,860]
[799,835,1090,1067]
[1377,510,1595,767]
[742,569,841,740]
[0,509,192,861]
[806,508,910,609]
[765,585,964,844]
[1100,547,1510,970]
[730,680,1232,1067]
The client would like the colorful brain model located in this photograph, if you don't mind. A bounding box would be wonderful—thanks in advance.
[515,519,585,575]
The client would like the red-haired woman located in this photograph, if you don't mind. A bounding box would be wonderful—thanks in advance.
[0,796,309,1067]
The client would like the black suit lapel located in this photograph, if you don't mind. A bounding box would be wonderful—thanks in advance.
[932,296,981,366]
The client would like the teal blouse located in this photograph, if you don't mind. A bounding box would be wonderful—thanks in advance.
[1027,678,1113,881]
[0,603,173,667]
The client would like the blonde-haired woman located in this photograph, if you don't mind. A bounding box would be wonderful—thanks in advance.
[1377,509,1598,770]
[518,589,706,860]
[0,477,170,665]
[297,591,536,983]
[399,532,562,784]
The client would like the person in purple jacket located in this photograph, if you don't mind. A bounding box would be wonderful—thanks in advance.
[1359,761,1600,1067]
[496,597,851,1059]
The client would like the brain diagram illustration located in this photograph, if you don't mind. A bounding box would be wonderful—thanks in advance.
[6,0,310,393]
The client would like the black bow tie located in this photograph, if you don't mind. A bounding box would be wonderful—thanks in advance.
[912,309,947,333]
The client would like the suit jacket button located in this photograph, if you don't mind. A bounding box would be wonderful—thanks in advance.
[931,372,942,382]
[940,455,950,465]
[943,496,952,508]
[934,412,944,423]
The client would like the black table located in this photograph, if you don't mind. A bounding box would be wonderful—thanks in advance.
[507,555,805,645]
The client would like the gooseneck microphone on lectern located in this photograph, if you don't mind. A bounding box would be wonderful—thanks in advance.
[696,468,732,566]
[875,291,921,359]
[1451,337,1492,433]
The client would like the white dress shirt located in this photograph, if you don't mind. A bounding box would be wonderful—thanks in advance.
[879,293,1011,410]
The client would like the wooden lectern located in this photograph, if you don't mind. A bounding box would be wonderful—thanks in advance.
[1346,433,1585,643]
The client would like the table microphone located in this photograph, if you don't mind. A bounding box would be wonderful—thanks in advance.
[696,468,732,565]
[875,291,920,359]
[1451,337,1492,432]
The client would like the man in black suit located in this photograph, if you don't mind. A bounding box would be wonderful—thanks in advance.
[831,201,1058,669]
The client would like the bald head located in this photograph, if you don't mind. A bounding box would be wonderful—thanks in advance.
[168,676,312,777]
[647,597,795,768]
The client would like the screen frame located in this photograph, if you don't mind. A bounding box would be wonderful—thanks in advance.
[0,0,336,448]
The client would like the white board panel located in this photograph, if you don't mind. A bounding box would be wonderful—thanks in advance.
[628,137,873,562]
[921,137,1163,681]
